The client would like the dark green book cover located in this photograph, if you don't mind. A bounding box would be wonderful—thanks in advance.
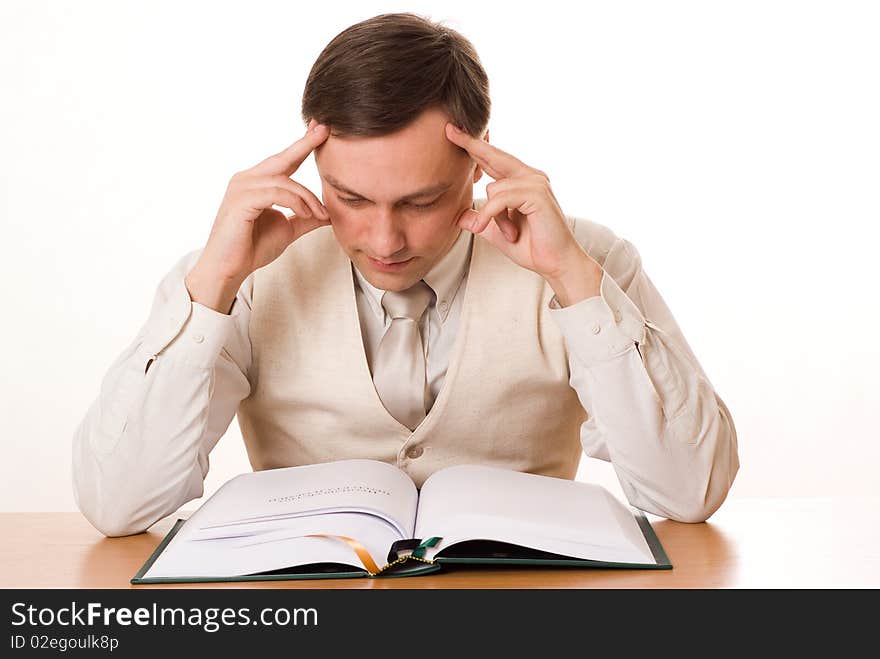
[131,509,671,585]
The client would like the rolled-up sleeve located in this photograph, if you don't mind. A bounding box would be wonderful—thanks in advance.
[549,218,739,523]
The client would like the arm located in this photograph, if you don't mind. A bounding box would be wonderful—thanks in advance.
[548,218,739,523]
[71,249,253,536]
[441,124,738,521]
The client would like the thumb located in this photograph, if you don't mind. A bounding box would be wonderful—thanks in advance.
[291,215,332,241]
[457,208,480,232]
[458,207,517,242]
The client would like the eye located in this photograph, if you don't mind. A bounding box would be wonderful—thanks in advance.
[338,196,439,210]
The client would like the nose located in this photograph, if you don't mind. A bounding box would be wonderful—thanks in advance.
[368,207,407,259]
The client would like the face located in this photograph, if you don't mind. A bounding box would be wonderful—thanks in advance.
[313,107,485,292]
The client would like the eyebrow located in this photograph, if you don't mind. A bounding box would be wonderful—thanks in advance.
[322,175,451,203]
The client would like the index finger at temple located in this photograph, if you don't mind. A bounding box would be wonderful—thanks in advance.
[448,127,528,180]
[252,123,330,177]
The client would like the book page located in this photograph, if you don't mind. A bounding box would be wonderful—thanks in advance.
[190,459,417,537]
[414,465,656,565]
[143,512,403,579]
[142,459,418,579]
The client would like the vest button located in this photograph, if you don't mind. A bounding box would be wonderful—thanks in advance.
[406,446,424,459]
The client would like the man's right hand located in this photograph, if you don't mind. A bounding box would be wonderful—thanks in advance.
[185,119,331,313]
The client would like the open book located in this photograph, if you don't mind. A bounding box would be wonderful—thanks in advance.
[132,460,671,583]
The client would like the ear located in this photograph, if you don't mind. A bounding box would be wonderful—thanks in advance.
[472,129,490,183]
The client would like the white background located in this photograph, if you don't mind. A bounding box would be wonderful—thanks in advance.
[1,0,878,512]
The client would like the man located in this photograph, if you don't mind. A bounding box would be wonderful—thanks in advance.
[72,13,738,537]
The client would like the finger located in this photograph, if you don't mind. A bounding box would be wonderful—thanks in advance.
[473,214,509,249]
[457,203,518,242]
[445,123,529,180]
[470,189,535,236]
[261,176,329,219]
[286,211,333,241]
[505,208,522,242]
[251,123,330,178]
[250,186,316,219]
[497,212,518,242]
[508,207,526,223]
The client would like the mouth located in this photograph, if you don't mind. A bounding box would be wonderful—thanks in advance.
[367,256,415,272]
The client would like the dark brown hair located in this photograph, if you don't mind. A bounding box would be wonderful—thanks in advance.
[301,13,490,138]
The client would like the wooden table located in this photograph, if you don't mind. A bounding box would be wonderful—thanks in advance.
[2,498,878,588]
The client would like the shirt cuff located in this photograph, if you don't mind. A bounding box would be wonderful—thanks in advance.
[140,276,238,370]
[548,269,647,366]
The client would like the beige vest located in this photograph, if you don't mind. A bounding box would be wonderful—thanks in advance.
[237,223,588,488]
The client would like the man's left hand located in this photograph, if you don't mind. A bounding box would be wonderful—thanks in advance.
[445,123,604,306]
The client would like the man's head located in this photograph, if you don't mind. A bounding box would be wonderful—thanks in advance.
[301,13,491,291]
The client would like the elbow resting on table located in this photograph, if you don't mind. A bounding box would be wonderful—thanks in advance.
[665,492,729,524]
[621,402,740,524]
[74,476,204,538]
[628,475,735,524]
[659,449,739,524]
[663,388,740,523]
[79,506,152,538]
[72,479,151,537]
[72,427,209,538]
[72,463,205,538]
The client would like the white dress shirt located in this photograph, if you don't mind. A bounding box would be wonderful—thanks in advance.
[72,213,739,535]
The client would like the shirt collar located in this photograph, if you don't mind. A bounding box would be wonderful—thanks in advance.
[422,228,472,322]
[352,202,477,324]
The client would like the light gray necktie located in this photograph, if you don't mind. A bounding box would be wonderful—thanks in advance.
[373,280,434,430]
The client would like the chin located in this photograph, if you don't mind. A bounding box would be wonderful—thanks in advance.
[359,257,424,291]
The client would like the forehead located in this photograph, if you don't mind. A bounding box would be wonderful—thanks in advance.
[314,107,469,196]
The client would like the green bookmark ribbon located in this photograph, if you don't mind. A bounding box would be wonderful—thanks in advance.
[411,536,441,559]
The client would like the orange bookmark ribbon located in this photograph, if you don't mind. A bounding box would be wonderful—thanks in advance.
[306,534,381,575]
[304,535,441,576]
